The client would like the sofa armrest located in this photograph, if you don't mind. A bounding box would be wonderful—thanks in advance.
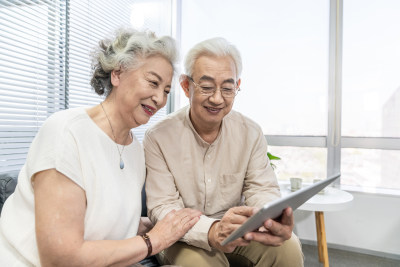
[0,172,18,215]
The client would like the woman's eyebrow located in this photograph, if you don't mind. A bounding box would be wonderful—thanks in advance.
[146,71,162,82]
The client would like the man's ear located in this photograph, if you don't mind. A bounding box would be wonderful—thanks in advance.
[111,69,121,87]
[237,78,241,88]
[180,74,190,98]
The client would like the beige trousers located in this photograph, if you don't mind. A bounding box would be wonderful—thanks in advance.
[157,234,304,267]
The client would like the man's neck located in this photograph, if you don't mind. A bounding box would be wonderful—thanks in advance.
[189,113,221,144]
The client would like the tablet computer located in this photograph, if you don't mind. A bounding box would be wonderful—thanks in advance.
[221,173,340,246]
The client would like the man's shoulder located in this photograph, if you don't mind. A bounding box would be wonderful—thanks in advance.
[225,110,263,133]
[145,106,188,137]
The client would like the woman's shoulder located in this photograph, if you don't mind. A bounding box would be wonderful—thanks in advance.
[45,107,88,124]
[30,108,92,146]
[41,107,90,132]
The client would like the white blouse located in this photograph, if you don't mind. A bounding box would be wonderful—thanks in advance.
[0,108,145,266]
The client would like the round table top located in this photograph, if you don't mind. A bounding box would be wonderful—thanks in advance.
[280,183,354,212]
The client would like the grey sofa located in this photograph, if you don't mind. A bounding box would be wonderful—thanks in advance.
[0,172,159,266]
[0,172,18,215]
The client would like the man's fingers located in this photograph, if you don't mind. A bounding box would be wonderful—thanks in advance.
[245,231,284,246]
[231,206,257,217]
[262,218,292,241]
[280,207,294,226]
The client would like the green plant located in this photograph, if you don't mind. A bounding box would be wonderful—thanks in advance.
[267,152,281,170]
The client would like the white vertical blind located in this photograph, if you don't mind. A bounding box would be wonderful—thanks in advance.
[67,0,172,141]
[0,0,174,173]
[0,0,66,173]
[67,0,135,108]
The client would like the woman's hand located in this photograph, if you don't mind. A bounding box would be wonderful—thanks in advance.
[147,208,201,254]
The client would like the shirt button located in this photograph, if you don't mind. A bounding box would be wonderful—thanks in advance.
[208,179,211,182]
[207,155,211,158]
[207,203,210,206]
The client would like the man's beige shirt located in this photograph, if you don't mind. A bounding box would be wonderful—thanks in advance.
[143,106,280,251]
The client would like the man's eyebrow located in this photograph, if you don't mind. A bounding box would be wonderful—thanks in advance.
[147,71,163,82]
[198,75,215,82]
[198,75,235,84]
[222,78,235,84]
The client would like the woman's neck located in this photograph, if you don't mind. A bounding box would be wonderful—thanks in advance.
[87,102,132,145]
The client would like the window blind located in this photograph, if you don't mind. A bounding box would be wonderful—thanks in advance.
[0,0,66,173]
[0,0,173,174]
[67,0,171,142]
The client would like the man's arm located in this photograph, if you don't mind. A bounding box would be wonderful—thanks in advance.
[143,132,183,222]
[241,127,293,246]
[206,126,293,251]
[243,127,281,207]
[143,132,217,251]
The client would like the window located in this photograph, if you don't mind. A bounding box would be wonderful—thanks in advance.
[0,0,175,173]
[177,0,400,193]
[341,0,400,191]
[178,0,329,182]
[0,0,66,173]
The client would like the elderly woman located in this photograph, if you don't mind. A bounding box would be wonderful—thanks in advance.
[0,29,201,266]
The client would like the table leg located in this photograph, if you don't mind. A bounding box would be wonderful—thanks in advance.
[315,211,329,267]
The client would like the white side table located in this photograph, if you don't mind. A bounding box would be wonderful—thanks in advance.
[280,184,353,267]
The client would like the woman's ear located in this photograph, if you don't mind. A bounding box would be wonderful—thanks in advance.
[111,69,121,87]
[180,74,190,98]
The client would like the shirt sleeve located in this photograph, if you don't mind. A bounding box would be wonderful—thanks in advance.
[242,126,281,208]
[26,111,84,189]
[143,130,217,251]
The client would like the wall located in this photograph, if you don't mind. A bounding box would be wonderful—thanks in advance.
[294,191,400,259]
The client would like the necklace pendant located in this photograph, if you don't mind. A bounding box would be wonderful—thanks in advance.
[120,158,124,169]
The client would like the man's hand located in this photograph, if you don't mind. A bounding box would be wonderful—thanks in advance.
[208,206,255,253]
[208,206,294,252]
[243,207,294,247]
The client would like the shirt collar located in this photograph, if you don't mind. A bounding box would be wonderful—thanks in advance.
[183,105,226,147]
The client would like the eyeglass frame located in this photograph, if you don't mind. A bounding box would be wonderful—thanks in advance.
[187,76,240,98]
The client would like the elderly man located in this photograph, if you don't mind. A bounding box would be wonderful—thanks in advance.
[143,37,303,267]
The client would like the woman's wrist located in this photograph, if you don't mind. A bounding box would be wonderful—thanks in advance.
[140,233,152,258]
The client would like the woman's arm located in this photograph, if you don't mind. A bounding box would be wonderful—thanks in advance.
[34,169,201,267]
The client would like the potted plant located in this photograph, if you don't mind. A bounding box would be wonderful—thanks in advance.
[267,152,281,170]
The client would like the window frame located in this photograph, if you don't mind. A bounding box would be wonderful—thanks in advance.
[0,0,176,174]
[264,0,400,195]
[172,0,400,195]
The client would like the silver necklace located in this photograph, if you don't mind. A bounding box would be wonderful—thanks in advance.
[100,102,131,169]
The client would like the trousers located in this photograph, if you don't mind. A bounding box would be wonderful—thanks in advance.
[157,234,304,267]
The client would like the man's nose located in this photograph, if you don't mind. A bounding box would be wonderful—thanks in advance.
[208,88,224,104]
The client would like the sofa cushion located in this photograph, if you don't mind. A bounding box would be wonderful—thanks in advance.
[0,172,160,266]
[0,172,18,215]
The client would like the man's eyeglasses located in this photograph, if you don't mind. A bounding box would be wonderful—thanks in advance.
[188,76,240,98]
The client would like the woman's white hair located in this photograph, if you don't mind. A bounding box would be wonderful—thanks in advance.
[91,28,178,96]
[184,37,242,79]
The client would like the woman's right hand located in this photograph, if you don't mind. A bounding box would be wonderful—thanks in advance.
[147,208,201,254]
